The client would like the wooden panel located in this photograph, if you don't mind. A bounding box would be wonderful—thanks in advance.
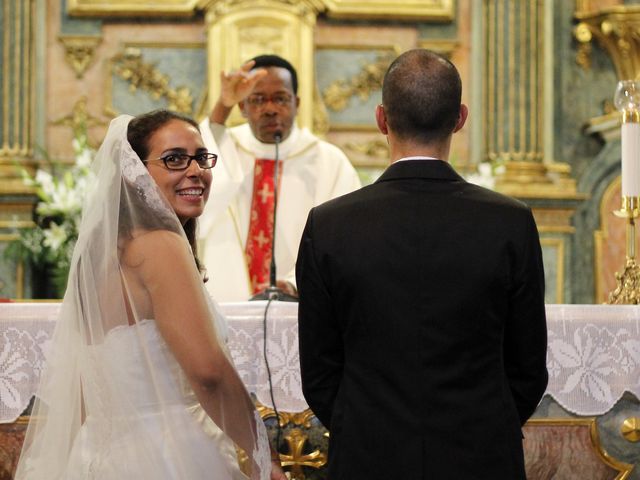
[523,419,633,480]
[0,418,28,480]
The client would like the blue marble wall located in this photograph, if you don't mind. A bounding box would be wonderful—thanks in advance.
[552,6,621,304]
[110,45,207,117]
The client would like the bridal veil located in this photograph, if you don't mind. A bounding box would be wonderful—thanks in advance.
[15,115,271,479]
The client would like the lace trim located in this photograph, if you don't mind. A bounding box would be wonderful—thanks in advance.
[120,141,171,216]
[252,410,271,479]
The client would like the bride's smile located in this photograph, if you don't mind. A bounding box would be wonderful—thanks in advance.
[145,119,213,225]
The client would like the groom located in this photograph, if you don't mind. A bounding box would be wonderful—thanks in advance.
[296,49,548,479]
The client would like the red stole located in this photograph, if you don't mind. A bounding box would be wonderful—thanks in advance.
[245,158,283,294]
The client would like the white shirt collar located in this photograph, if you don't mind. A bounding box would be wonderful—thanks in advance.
[394,156,440,163]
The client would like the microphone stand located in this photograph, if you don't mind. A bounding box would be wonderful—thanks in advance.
[250,132,298,302]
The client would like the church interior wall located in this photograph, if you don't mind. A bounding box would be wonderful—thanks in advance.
[3,2,640,478]
[0,0,636,306]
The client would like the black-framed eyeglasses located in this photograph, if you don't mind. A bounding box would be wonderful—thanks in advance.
[145,152,217,171]
[245,93,293,108]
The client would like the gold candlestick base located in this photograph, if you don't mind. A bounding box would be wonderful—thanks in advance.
[608,257,640,304]
[607,196,640,304]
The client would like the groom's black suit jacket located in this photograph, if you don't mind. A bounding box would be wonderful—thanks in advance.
[296,159,548,479]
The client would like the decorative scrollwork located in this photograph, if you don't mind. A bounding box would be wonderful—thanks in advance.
[280,428,327,480]
[607,257,640,304]
[343,139,389,160]
[52,96,106,145]
[574,7,640,79]
[58,36,102,79]
[322,51,396,112]
[255,402,326,479]
[256,403,316,428]
[111,48,194,115]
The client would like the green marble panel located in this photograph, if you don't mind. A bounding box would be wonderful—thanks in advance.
[315,48,387,128]
[110,45,206,117]
[0,241,19,299]
[541,240,558,305]
[60,0,102,35]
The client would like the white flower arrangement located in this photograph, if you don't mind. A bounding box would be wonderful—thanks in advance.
[6,130,95,297]
[464,161,505,190]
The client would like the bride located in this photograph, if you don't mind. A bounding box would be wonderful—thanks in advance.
[15,111,286,479]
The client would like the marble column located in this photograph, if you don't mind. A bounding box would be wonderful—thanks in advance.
[480,0,584,304]
[483,0,553,189]
[0,0,39,298]
[1,0,37,185]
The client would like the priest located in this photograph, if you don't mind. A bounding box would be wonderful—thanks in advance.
[198,54,361,301]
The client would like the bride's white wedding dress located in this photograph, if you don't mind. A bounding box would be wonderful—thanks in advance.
[61,318,247,480]
[15,114,272,480]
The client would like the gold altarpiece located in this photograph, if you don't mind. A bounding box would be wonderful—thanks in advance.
[65,0,454,130]
[196,0,321,130]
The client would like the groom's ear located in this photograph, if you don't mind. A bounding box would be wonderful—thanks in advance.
[376,104,389,135]
[453,104,468,133]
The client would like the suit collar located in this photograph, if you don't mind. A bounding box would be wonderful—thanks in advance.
[375,159,466,184]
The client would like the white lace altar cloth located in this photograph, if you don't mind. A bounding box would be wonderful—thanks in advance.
[1,303,639,423]
[545,304,640,415]
[0,301,303,424]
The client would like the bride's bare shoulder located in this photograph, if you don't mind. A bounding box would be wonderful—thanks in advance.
[120,229,189,266]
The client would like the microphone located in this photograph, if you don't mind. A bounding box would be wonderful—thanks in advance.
[250,131,298,302]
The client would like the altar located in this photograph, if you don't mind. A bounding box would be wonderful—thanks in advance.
[1,302,639,479]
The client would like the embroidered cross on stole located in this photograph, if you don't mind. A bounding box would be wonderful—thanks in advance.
[245,158,283,294]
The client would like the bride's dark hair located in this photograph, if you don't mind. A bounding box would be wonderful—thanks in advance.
[125,109,207,279]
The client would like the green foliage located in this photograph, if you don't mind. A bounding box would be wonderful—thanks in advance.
[4,129,95,298]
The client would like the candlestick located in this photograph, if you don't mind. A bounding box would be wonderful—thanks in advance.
[614,80,640,196]
[608,82,640,304]
[608,196,640,304]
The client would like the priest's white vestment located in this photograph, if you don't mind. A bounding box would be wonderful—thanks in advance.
[198,120,361,301]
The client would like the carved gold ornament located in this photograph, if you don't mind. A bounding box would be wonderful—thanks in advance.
[608,258,640,304]
[256,403,316,428]
[621,417,640,442]
[607,197,640,305]
[256,403,326,479]
[111,48,194,115]
[322,51,396,112]
[58,36,102,79]
[280,428,327,480]
[574,6,640,79]
[52,96,105,142]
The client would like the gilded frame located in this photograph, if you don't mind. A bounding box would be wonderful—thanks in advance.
[66,0,199,17]
[67,0,455,21]
[323,0,454,21]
